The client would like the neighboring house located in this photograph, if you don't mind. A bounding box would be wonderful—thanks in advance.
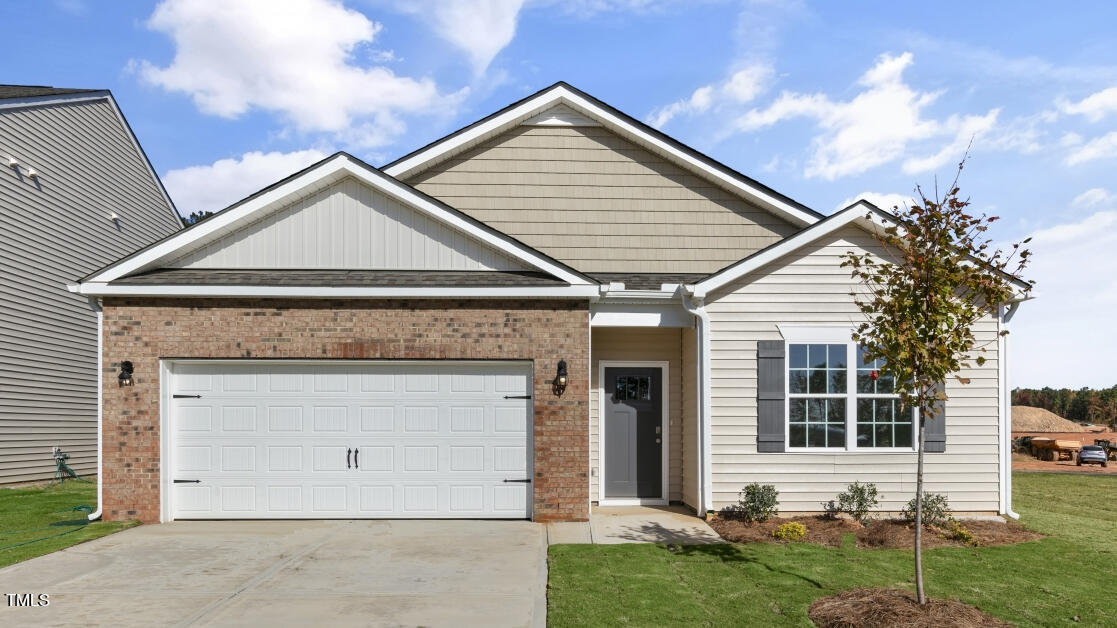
[71,82,1026,523]
[1,85,183,484]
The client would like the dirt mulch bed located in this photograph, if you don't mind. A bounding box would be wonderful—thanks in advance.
[808,587,1011,628]
[709,515,1043,549]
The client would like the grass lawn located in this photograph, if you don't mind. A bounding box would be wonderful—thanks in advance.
[548,473,1117,627]
[0,482,137,569]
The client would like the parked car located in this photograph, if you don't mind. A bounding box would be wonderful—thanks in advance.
[1077,445,1108,467]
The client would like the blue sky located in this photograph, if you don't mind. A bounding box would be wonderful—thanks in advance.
[3,1,1115,388]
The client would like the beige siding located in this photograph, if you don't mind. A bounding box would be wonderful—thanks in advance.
[590,327,685,503]
[681,325,699,509]
[170,176,526,271]
[705,226,1002,513]
[408,125,798,273]
[0,97,182,483]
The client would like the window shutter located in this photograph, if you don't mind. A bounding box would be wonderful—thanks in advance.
[924,381,946,453]
[757,340,785,453]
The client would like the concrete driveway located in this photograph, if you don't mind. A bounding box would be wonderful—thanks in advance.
[0,520,546,627]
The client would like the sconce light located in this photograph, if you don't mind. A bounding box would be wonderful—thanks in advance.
[26,167,38,178]
[118,361,135,387]
[552,359,568,396]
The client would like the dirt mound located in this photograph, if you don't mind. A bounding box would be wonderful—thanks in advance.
[1013,405,1085,432]
[708,515,1042,549]
[808,588,1011,628]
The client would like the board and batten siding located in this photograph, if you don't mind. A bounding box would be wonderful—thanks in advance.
[0,97,182,483]
[169,176,527,271]
[704,226,1002,513]
[407,125,799,274]
[590,327,688,503]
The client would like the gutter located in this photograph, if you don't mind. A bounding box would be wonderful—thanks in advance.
[89,298,103,521]
[1001,301,1023,520]
[680,288,712,516]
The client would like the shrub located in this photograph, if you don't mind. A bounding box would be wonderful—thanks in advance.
[944,520,977,546]
[901,492,952,528]
[836,481,879,524]
[772,521,807,541]
[720,483,779,523]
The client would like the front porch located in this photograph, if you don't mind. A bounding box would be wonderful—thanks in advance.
[547,505,721,545]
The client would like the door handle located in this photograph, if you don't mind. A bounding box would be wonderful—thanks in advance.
[655,438,662,444]
[347,448,352,469]
[354,447,359,469]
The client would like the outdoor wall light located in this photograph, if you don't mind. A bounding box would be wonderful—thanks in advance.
[553,359,568,396]
[118,361,135,387]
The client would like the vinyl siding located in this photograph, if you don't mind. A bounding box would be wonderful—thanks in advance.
[169,176,527,271]
[407,125,798,273]
[590,327,685,503]
[705,226,1002,513]
[0,97,181,483]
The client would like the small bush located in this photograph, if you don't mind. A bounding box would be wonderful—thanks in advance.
[720,483,779,523]
[836,481,879,524]
[772,521,807,541]
[944,520,977,546]
[901,492,952,528]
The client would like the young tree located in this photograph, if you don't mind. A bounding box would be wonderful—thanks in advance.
[842,160,1031,604]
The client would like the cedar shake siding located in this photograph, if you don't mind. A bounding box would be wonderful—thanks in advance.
[100,298,590,523]
[407,125,799,274]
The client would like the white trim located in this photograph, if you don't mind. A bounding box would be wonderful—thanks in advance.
[680,292,710,515]
[597,361,670,506]
[777,324,855,343]
[694,204,875,299]
[590,302,694,328]
[83,155,590,287]
[1000,303,1021,519]
[159,359,172,523]
[88,301,103,521]
[74,282,599,298]
[383,85,820,228]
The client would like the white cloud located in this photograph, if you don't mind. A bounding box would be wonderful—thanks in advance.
[1057,86,1117,121]
[398,0,526,74]
[734,52,1003,180]
[1060,132,1083,147]
[1072,187,1113,209]
[1066,131,1117,166]
[648,64,773,128]
[1013,210,1117,387]
[836,191,913,212]
[138,0,461,148]
[163,149,327,216]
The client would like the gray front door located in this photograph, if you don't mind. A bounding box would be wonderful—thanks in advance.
[603,366,663,499]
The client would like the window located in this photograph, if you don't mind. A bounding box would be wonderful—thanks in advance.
[786,342,915,450]
[614,375,651,401]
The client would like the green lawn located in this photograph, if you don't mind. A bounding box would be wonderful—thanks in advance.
[0,482,137,569]
[548,473,1117,627]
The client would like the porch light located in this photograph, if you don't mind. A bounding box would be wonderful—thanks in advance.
[118,361,135,387]
[553,359,568,396]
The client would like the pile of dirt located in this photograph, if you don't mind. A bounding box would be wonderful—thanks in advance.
[808,588,1011,628]
[708,515,1042,549]
[1013,405,1085,432]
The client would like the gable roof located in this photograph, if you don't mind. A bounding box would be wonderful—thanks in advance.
[74,152,597,296]
[0,84,101,100]
[691,200,1033,299]
[383,81,823,228]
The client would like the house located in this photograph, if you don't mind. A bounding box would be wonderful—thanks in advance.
[1,85,182,484]
[70,82,1025,523]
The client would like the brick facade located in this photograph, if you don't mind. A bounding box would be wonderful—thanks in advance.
[101,298,589,523]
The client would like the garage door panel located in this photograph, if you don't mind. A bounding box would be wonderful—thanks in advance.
[170,361,532,519]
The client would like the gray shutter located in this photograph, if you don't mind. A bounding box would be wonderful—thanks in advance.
[923,382,946,453]
[757,340,786,453]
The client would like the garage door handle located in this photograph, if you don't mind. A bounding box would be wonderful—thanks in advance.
[503,395,532,399]
[503,479,531,483]
[354,448,359,469]
[174,479,201,484]
[173,394,202,399]
[347,448,352,469]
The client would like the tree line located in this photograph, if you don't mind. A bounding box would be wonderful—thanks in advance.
[1012,386,1117,427]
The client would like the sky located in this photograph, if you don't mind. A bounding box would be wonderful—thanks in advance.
[2,0,1115,389]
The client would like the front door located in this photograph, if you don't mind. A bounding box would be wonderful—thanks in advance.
[603,366,663,499]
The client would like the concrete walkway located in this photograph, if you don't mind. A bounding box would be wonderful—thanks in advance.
[547,505,722,545]
[0,520,546,628]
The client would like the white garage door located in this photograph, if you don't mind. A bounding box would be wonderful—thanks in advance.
[168,361,533,519]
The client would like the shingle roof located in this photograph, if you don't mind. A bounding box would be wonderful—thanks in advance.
[589,273,707,290]
[0,85,101,100]
[113,268,569,288]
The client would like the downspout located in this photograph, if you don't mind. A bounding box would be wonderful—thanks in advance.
[1001,302,1021,520]
[681,289,712,517]
[89,298,103,521]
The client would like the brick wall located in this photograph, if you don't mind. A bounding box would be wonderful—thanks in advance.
[101,298,589,523]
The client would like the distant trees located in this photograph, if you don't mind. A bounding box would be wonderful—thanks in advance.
[1013,386,1117,428]
[185,210,214,225]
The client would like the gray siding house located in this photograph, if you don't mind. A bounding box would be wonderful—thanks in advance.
[1,85,182,483]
